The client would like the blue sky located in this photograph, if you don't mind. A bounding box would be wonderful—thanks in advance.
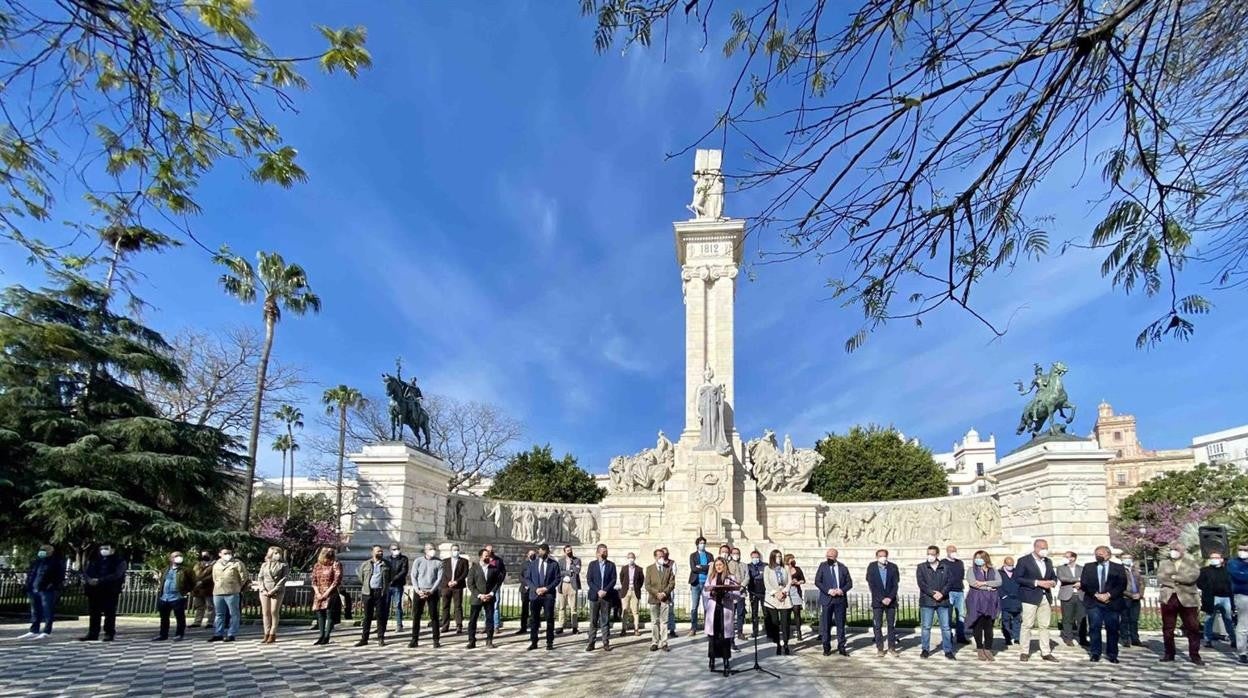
[2,2,1244,478]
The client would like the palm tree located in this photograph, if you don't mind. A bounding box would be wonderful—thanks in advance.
[272,433,293,505]
[273,404,304,518]
[322,384,366,533]
[216,249,321,526]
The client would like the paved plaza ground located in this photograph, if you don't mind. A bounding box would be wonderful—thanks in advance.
[0,619,1241,697]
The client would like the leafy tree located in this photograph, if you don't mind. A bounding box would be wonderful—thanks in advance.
[1111,501,1213,558]
[485,445,606,504]
[216,249,321,526]
[322,384,366,533]
[0,0,370,301]
[0,274,245,557]
[584,1,1245,349]
[273,404,304,517]
[806,426,947,502]
[1116,462,1248,521]
[252,493,337,570]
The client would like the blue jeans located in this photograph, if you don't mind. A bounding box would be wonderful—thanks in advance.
[948,591,967,640]
[213,594,241,638]
[28,591,58,634]
[690,584,704,629]
[389,587,404,628]
[1086,603,1120,658]
[1000,608,1022,644]
[920,605,952,653]
[667,598,676,633]
[1205,596,1234,643]
[493,601,502,629]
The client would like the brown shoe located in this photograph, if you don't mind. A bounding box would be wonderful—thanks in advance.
[985,650,995,661]
[976,649,986,661]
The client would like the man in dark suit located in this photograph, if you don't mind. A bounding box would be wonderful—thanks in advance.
[1080,545,1127,663]
[814,547,853,656]
[516,548,536,635]
[1015,538,1060,662]
[618,551,646,635]
[585,544,619,651]
[484,543,506,632]
[746,551,766,639]
[865,548,900,656]
[524,543,561,650]
[439,544,469,634]
[466,547,505,649]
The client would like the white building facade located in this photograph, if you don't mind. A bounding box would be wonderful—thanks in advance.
[934,428,999,496]
[1191,424,1248,469]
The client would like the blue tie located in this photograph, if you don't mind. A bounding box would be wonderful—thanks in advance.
[1099,564,1106,593]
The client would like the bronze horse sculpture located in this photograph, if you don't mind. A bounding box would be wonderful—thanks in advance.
[382,372,431,449]
[1015,361,1076,437]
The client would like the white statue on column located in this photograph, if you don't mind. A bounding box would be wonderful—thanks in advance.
[686,149,725,220]
[696,365,731,455]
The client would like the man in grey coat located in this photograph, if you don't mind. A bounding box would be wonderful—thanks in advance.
[408,543,445,648]
[1056,551,1087,647]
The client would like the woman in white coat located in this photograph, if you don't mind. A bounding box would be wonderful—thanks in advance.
[762,549,793,655]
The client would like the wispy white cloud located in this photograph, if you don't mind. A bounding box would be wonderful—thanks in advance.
[497,176,560,251]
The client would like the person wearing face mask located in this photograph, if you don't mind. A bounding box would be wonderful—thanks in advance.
[484,544,506,632]
[1015,538,1059,662]
[557,545,582,635]
[585,544,618,651]
[645,548,675,651]
[1196,551,1234,652]
[746,550,766,639]
[310,547,343,645]
[965,550,1002,661]
[21,544,65,640]
[1119,554,1144,648]
[619,551,645,636]
[1229,544,1248,665]
[815,547,852,656]
[152,550,194,642]
[355,545,394,647]
[865,548,899,656]
[79,543,127,642]
[1157,542,1202,665]
[209,547,248,643]
[409,543,444,648]
[257,546,289,644]
[386,545,409,634]
[1056,550,1087,648]
[439,543,468,635]
[524,543,561,650]
[466,547,505,649]
[762,549,793,655]
[916,545,954,660]
[996,557,1022,649]
[517,549,537,635]
[688,537,712,636]
[730,547,747,641]
[943,545,970,646]
[784,553,807,642]
[1078,545,1126,664]
[190,550,216,629]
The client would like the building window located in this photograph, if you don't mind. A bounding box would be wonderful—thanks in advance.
[1208,442,1226,460]
[951,486,961,495]
[1113,431,1122,442]
[977,484,986,493]
[975,462,985,476]
[1116,472,1127,486]
[1116,449,1123,458]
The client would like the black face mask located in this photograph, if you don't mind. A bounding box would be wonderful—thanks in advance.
[528,554,536,560]
[827,557,836,563]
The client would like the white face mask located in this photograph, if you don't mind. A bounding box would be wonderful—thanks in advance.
[974,557,985,566]
[751,557,760,564]
[947,552,958,561]
[627,558,635,564]
[1168,550,1182,560]
[926,555,937,564]
[99,548,112,557]
[425,549,435,559]
[390,549,399,557]
[1122,558,1133,567]
[220,554,232,562]
[1037,549,1049,558]
[731,554,740,561]
[1210,558,1223,567]
[877,557,888,565]
[172,556,184,565]
[697,544,705,552]
[451,550,460,558]
[657,559,667,567]
[1240,551,1248,560]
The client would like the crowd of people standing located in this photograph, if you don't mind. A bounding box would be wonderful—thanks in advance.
[15,536,1248,672]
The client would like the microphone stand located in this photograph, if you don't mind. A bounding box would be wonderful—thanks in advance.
[748,587,780,678]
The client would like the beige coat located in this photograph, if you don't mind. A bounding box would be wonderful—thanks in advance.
[1157,555,1201,607]
[762,565,792,610]
[258,561,289,597]
[211,559,250,596]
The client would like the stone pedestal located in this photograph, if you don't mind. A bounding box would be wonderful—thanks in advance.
[346,442,452,562]
[995,437,1114,556]
[761,492,823,545]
